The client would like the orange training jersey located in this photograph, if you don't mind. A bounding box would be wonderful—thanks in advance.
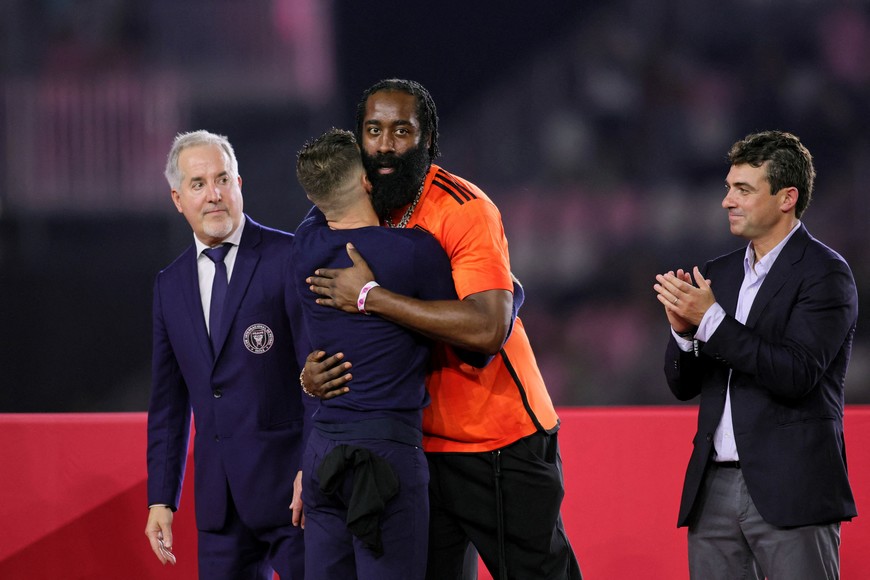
[392,164,560,453]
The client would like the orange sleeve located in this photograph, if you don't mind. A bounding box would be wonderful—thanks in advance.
[440,197,513,299]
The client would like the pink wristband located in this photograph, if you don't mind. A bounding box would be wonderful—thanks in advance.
[357,281,380,315]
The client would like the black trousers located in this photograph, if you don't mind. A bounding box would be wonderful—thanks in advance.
[425,431,582,580]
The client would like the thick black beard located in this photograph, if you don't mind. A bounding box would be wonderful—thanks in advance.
[362,145,431,219]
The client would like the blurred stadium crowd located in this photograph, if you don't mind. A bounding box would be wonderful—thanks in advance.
[1,0,867,410]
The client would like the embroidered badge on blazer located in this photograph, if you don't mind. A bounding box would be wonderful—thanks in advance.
[243,323,274,354]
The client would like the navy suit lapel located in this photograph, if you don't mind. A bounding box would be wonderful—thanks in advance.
[178,245,214,362]
[212,217,262,358]
[746,224,809,327]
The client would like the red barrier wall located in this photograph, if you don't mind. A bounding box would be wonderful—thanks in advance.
[1,408,868,579]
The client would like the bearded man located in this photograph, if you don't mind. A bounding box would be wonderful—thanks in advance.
[303,79,583,580]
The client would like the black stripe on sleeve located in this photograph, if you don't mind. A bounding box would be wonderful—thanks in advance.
[433,170,477,205]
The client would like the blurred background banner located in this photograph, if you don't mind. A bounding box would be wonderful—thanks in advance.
[3,409,868,578]
[1,0,868,412]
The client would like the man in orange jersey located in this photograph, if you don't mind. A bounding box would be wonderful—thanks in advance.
[303,79,582,580]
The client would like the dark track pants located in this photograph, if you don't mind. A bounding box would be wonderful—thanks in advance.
[425,431,582,580]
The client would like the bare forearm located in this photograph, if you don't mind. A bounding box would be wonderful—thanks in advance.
[305,245,513,353]
[364,287,511,354]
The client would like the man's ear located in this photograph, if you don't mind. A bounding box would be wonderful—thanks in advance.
[171,189,183,213]
[780,186,798,213]
[362,170,372,194]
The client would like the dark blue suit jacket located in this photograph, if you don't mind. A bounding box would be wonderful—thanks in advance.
[665,224,858,528]
[147,215,309,531]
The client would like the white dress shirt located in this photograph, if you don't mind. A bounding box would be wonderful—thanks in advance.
[193,217,246,334]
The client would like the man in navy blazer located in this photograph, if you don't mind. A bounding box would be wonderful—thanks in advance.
[145,130,308,579]
[654,131,857,579]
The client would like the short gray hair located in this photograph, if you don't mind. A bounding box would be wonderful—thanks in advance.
[164,130,239,189]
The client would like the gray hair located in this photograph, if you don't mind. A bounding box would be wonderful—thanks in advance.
[164,130,239,189]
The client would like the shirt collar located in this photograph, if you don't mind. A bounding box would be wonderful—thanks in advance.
[194,215,246,256]
[743,221,800,276]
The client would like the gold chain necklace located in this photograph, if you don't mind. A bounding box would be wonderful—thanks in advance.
[386,181,425,229]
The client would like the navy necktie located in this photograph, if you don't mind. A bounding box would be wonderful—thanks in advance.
[203,244,232,352]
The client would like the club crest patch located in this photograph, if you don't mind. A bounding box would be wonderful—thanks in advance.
[243,323,274,354]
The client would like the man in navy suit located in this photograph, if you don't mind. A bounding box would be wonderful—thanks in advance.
[145,130,307,579]
[654,131,858,579]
